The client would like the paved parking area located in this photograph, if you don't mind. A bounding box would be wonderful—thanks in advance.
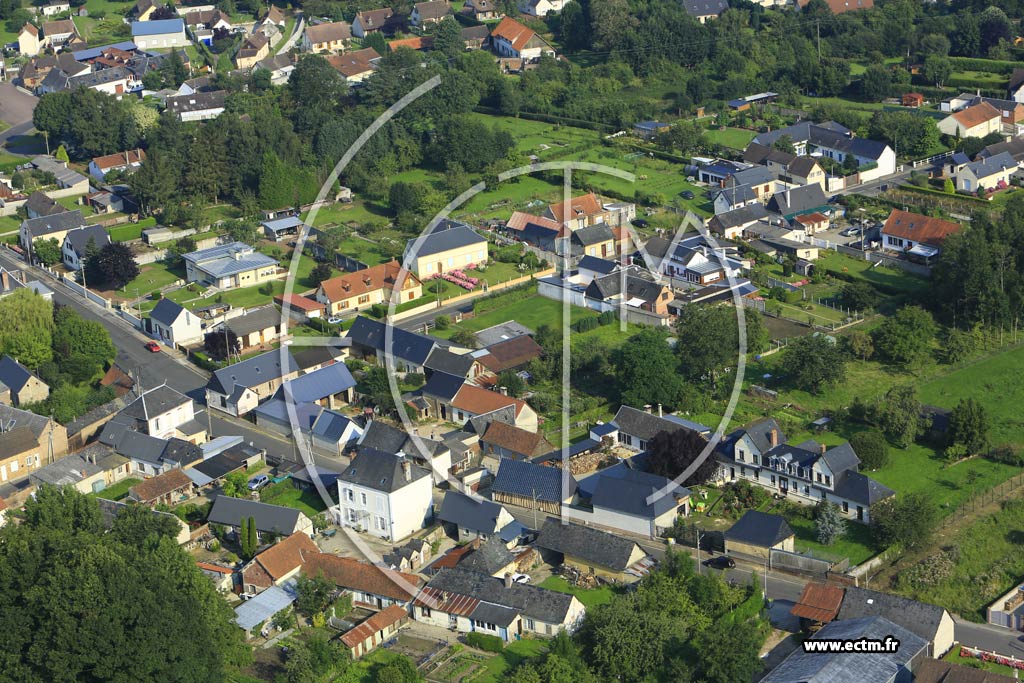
[0,82,36,126]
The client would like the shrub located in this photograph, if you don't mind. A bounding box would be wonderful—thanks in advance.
[258,283,273,295]
[465,632,503,652]
[850,430,889,470]
[988,445,1024,466]
[597,310,616,326]
[434,315,450,330]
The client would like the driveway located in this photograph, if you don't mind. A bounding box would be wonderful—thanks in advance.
[0,81,37,127]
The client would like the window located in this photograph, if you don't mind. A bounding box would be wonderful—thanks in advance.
[376,495,384,512]
[526,618,535,630]
[737,449,745,462]
[770,475,776,485]
[425,263,433,273]
[358,295,370,304]
[345,488,354,501]
[842,501,849,513]
[816,472,822,483]
[340,301,349,309]
[752,454,759,465]
[447,257,454,266]
[376,516,386,531]
[421,607,431,617]
[824,475,831,486]
[360,492,367,506]
[10,461,17,473]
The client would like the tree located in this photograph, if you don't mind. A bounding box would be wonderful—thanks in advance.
[875,385,924,447]
[941,328,974,364]
[948,398,990,454]
[0,485,250,682]
[780,334,845,393]
[695,618,765,683]
[433,16,463,59]
[238,516,255,559]
[850,430,889,470]
[871,491,938,550]
[310,263,334,286]
[497,369,525,397]
[363,30,387,54]
[815,501,847,546]
[873,305,936,367]
[85,242,140,290]
[675,305,755,390]
[923,55,952,87]
[614,328,694,411]
[204,329,240,361]
[0,288,54,370]
[646,426,715,487]
[55,144,69,163]
[839,281,878,311]
[845,330,874,361]
[295,574,335,616]
[772,135,795,154]
[31,237,61,266]
[52,306,115,382]
[943,177,955,193]
[859,64,892,102]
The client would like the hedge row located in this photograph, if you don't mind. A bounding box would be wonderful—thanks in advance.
[949,56,1021,75]
[897,183,990,204]
[465,632,504,652]
[473,106,612,133]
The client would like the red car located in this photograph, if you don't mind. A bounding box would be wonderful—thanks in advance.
[144,341,161,353]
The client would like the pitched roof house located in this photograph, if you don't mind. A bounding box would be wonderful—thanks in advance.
[351,8,398,38]
[147,298,203,347]
[325,47,381,83]
[302,552,423,608]
[938,101,1002,138]
[241,532,320,594]
[724,510,795,558]
[205,348,301,417]
[345,316,437,373]
[491,458,576,514]
[681,0,728,22]
[315,261,422,317]
[410,0,452,26]
[489,16,555,61]
[208,495,314,537]
[881,209,961,262]
[302,21,351,53]
[0,355,49,406]
[336,448,434,541]
[535,518,649,581]
[437,490,516,542]
[127,467,193,506]
[838,586,955,657]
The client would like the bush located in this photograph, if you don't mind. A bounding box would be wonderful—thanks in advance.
[258,283,273,296]
[572,317,600,333]
[465,632,503,652]
[988,445,1024,466]
[849,430,889,470]
[434,315,450,330]
[597,310,616,326]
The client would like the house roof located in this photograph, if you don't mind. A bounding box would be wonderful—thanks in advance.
[577,255,618,276]
[489,16,539,53]
[505,211,563,233]
[388,35,433,51]
[951,101,1001,129]
[340,604,408,648]
[129,468,191,503]
[474,321,533,347]
[149,298,189,327]
[419,567,577,624]
[347,316,436,367]
[409,224,486,258]
[21,22,39,37]
[882,209,961,248]
[252,532,320,580]
[30,446,125,486]
[22,210,86,240]
[572,222,615,247]
[191,448,249,481]
[915,659,1019,683]
[452,384,528,418]
[226,305,280,337]
[424,347,476,377]
[979,137,1024,163]
[788,156,820,177]
[414,0,451,19]
[318,261,416,303]
[276,362,356,403]
[275,293,324,313]
[438,490,508,534]
[165,90,227,115]
[354,8,394,29]
[536,517,643,571]
[730,417,785,454]
[767,184,829,217]
[302,553,422,601]
[305,20,351,44]
[458,537,515,575]
[234,581,297,630]
[546,192,603,225]
[208,348,299,395]
[131,18,184,36]
[591,468,687,519]
[310,410,359,443]
[25,191,61,217]
[42,18,76,36]
[325,47,380,78]
[0,403,52,439]
[965,151,1017,180]
[838,585,949,642]
[613,405,710,441]
[357,419,446,461]
[760,616,926,683]
[0,426,41,460]
[707,203,770,232]
[482,420,546,457]
[586,268,668,305]
[479,335,543,372]
[725,510,794,548]
[461,25,490,42]
[207,495,305,534]
[117,383,190,425]
[62,224,109,257]
[339,447,431,493]
[182,241,277,279]
[790,582,845,623]
[0,355,37,394]
[91,149,145,171]
[492,458,575,504]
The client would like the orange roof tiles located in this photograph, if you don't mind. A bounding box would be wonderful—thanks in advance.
[452,384,528,418]
[952,101,1001,129]
[252,532,320,581]
[340,604,408,647]
[546,192,603,225]
[129,469,192,503]
[883,209,961,247]
[317,260,419,302]
[490,16,536,52]
[302,553,422,601]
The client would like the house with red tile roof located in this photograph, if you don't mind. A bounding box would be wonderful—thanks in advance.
[241,532,320,594]
[341,604,409,658]
[315,261,422,317]
[881,209,961,262]
[489,16,554,61]
[302,553,423,609]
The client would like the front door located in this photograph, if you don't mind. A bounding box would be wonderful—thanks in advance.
[856,506,864,521]
[779,477,788,493]
[437,261,443,274]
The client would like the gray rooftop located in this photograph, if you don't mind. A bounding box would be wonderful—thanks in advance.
[62,225,110,257]
[725,510,794,548]
[492,458,576,504]
[474,321,534,347]
[208,348,300,395]
[536,518,643,572]
[149,298,190,327]
[458,537,515,575]
[406,224,486,258]
[612,405,711,441]
[837,586,948,643]
[339,447,431,493]
[275,362,356,404]
[21,210,87,240]
[183,241,278,279]
[590,468,686,519]
[207,495,306,533]
[438,490,508,535]
[225,305,281,337]
[0,355,37,394]
[425,567,577,624]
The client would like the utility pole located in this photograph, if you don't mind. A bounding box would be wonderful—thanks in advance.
[531,487,538,531]
[695,525,704,574]
[816,21,821,61]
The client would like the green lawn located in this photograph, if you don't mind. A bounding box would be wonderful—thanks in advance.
[258,481,327,517]
[474,639,548,683]
[702,126,757,150]
[0,152,25,173]
[537,575,618,608]
[943,647,1020,676]
[108,222,146,242]
[786,513,877,566]
[89,478,142,501]
[434,291,598,340]
[815,251,930,297]
[124,262,186,299]
[947,70,1007,90]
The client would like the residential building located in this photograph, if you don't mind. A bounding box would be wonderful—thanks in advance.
[489,16,555,60]
[752,121,896,180]
[235,32,269,69]
[42,18,77,48]
[60,224,109,271]
[241,532,320,594]
[413,568,585,640]
[208,495,314,538]
[272,361,356,410]
[345,316,437,373]
[310,409,363,455]
[491,458,576,514]
[536,518,652,581]
[302,21,351,53]
[937,101,1002,138]
[460,24,489,50]
[355,419,452,482]
[571,222,617,258]
[681,0,728,22]
[165,90,227,121]
[147,298,203,347]
[978,137,1024,165]
[0,405,67,485]
[182,9,232,31]
[641,233,747,285]
[438,490,516,543]
[99,423,202,476]
[225,305,285,352]
[30,155,90,193]
[88,149,145,180]
[610,405,710,451]
[254,53,295,86]
[325,47,381,84]
[707,204,771,239]
[341,605,409,660]
[131,18,187,49]
[790,582,845,630]
[335,448,433,541]
[183,241,279,289]
[880,209,961,263]
[0,355,49,406]
[127,468,193,506]
[766,184,831,221]
[480,421,552,461]
[403,222,488,278]
[544,192,610,230]
[838,586,956,657]
[351,8,397,38]
[580,466,690,538]
[29,443,130,495]
[316,261,423,317]
[206,348,301,416]
[410,0,451,26]
[724,510,795,559]
[19,23,41,56]
[20,210,87,255]
[462,0,500,21]
[583,266,673,317]
[517,0,566,16]
[302,552,423,613]
[915,659,1018,683]
[952,151,1017,193]
[110,383,200,441]
[761,616,926,683]
[446,383,538,432]
[717,421,895,523]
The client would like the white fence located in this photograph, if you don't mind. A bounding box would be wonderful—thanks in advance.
[60,275,111,309]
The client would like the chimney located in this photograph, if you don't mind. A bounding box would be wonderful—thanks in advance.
[769,428,778,447]
[402,459,411,482]
[657,403,663,417]
[820,443,827,455]
[499,386,507,396]
[504,572,513,589]
[644,404,652,414]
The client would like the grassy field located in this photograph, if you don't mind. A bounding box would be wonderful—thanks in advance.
[786,512,880,566]
[474,639,548,683]
[948,70,1007,89]
[943,647,1020,676]
[90,478,141,501]
[0,152,25,173]
[433,292,598,339]
[537,576,618,608]
[124,262,186,298]
[702,126,757,150]
[815,251,930,298]
[258,481,327,517]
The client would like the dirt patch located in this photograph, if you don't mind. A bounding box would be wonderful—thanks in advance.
[762,314,811,341]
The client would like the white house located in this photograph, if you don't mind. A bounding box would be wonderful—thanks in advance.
[113,383,197,441]
[61,224,110,271]
[489,16,555,60]
[147,298,204,347]
[39,2,71,16]
[937,101,1002,139]
[752,122,896,181]
[409,0,451,26]
[335,449,433,542]
[952,151,1017,193]
[131,18,188,50]
[880,209,961,262]
[88,149,145,181]
[517,0,566,15]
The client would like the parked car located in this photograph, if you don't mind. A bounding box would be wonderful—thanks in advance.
[704,555,736,570]
[144,341,161,353]
[631,218,649,228]
[839,227,860,237]
[511,573,531,584]
[680,190,695,200]
[247,474,270,491]
[327,317,343,325]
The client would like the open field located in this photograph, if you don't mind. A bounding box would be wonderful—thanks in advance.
[258,480,327,517]
[702,126,757,150]
[814,251,930,297]
[473,639,548,683]
[786,511,881,566]
[124,262,186,299]
[537,576,618,608]
[432,291,598,339]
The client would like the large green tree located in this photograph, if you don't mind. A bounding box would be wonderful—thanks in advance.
[948,397,990,454]
[873,305,937,367]
[613,328,695,411]
[871,491,938,550]
[780,334,845,393]
[0,288,54,370]
[0,486,250,682]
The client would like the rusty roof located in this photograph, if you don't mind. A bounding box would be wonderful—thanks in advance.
[951,101,1001,129]
[129,468,192,503]
[302,553,422,601]
[253,532,320,581]
[340,604,408,647]
[790,582,845,623]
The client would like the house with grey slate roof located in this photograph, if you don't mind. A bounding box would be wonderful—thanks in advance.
[0,355,49,406]
[208,494,314,538]
[535,518,650,582]
[438,489,516,543]
[206,348,301,416]
[761,616,927,683]
[19,210,87,255]
[724,510,795,560]
[716,418,895,523]
[335,447,433,542]
[60,224,110,271]
[609,404,711,452]
[183,241,279,290]
[147,298,203,347]
[345,316,437,373]
[99,421,202,476]
[491,458,576,515]
[838,586,955,657]
[402,222,488,278]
